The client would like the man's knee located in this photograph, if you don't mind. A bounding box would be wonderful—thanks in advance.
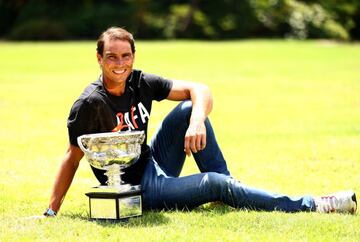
[201,172,227,188]
[178,100,192,120]
[166,100,193,125]
[179,100,192,111]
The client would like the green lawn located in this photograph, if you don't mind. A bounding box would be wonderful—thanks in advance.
[1,40,360,241]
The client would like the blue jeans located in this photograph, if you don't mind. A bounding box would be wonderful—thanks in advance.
[141,101,315,212]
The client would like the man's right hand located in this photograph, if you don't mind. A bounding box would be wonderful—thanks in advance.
[43,208,57,217]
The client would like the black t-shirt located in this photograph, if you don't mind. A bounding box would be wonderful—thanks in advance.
[67,69,173,185]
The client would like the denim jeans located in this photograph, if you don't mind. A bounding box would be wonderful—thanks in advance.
[141,100,315,212]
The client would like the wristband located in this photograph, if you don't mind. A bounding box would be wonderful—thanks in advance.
[43,208,57,217]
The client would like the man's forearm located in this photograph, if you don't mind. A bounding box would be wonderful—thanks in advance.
[189,83,213,121]
[48,145,82,213]
[166,80,213,155]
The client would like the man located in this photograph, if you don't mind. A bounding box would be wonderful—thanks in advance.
[43,27,357,217]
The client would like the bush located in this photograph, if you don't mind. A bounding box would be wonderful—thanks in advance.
[8,19,68,40]
[249,0,351,40]
[285,0,349,40]
[1,0,358,40]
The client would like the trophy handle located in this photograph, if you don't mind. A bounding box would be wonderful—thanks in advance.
[77,136,90,154]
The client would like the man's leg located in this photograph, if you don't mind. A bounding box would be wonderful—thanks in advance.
[149,100,230,177]
[141,161,315,212]
[144,102,353,213]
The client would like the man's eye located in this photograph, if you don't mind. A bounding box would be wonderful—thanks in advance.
[122,54,132,61]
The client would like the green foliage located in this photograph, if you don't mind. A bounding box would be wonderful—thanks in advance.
[199,0,260,39]
[249,0,352,40]
[63,2,135,39]
[8,19,68,40]
[286,0,349,40]
[0,1,359,39]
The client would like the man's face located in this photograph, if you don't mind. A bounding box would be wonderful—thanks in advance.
[97,38,134,85]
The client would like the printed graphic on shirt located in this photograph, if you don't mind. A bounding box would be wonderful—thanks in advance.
[112,102,150,132]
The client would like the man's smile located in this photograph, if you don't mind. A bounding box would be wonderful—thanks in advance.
[113,69,126,74]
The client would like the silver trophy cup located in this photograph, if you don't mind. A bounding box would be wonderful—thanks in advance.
[77,131,145,220]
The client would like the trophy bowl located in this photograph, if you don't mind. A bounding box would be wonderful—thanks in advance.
[77,130,145,170]
[77,130,145,220]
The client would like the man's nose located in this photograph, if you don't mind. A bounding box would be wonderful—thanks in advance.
[115,58,125,65]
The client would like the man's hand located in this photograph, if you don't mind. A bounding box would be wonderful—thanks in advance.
[184,118,207,156]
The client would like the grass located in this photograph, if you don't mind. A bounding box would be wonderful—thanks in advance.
[0,39,360,241]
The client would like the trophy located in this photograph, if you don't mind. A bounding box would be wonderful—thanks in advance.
[77,131,145,220]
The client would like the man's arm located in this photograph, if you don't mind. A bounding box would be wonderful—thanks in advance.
[47,144,84,214]
[167,80,213,156]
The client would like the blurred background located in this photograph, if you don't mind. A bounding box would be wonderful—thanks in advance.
[1,0,359,41]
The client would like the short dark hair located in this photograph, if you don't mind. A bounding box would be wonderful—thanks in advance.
[96,27,135,56]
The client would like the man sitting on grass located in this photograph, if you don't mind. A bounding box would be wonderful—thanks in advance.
[43,27,356,217]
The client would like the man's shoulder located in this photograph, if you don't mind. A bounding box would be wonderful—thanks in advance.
[78,79,105,103]
[132,69,170,87]
[131,70,172,101]
[71,78,105,110]
[138,70,162,81]
[130,69,153,89]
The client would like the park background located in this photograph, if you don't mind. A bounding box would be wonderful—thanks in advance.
[1,0,360,41]
[1,1,360,241]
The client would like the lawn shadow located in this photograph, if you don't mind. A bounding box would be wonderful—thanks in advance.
[192,202,236,216]
[153,202,235,216]
[61,211,170,227]
[61,202,234,225]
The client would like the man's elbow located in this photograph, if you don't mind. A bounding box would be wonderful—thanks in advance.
[196,83,213,111]
[196,83,211,96]
[64,144,84,169]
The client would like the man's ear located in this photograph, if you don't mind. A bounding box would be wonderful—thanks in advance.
[96,53,103,66]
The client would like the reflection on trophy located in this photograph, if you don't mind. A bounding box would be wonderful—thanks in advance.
[77,131,145,220]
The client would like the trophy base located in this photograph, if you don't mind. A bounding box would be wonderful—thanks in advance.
[85,185,142,220]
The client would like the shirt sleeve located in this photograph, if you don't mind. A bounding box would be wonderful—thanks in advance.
[67,99,98,147]
[143,73,173,101]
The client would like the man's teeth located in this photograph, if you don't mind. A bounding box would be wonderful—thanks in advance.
[113,70,126,74]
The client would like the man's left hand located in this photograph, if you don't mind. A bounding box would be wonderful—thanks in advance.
[184,119,206,156]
